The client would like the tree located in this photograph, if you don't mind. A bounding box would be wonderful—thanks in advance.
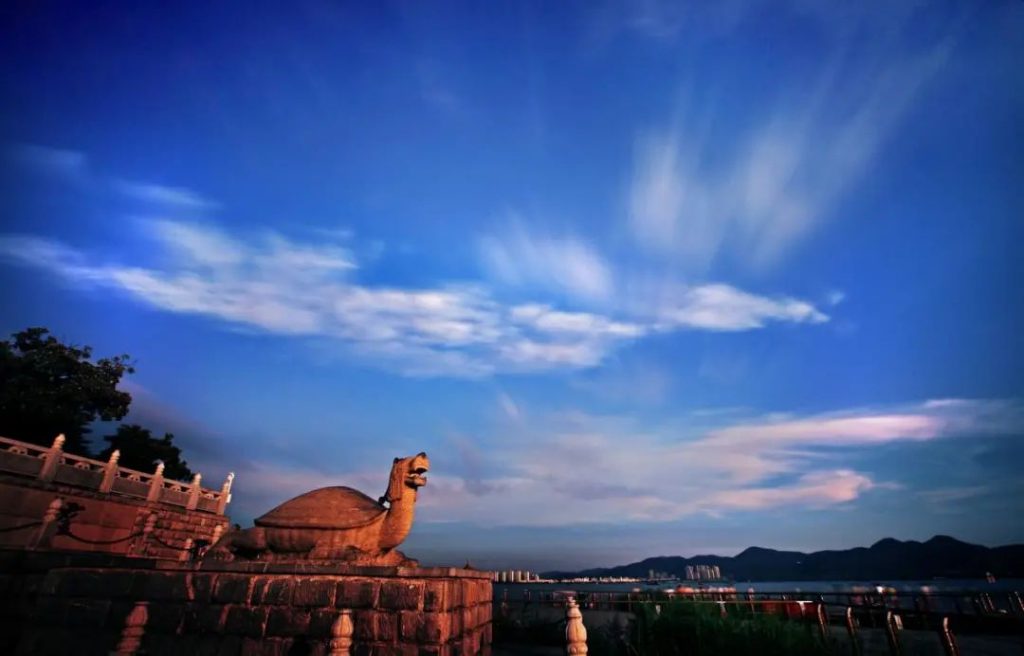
[0,327,133,454]
[99,424,194,481]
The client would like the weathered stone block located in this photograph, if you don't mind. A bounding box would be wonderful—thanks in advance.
[188,572,216,602]
[146,602,185,633]
[224,605,268,637]
[139,572,190,601]
[213,574,251,603]
[307,608,339,638]
[266,607,311,637]
[419,612,451,645]
[337,579,379,608]
[293,577,336,606]
[183,604,228,633]
[380,581,423,611]
[423,581,449,612]
[399,609,424,642]
[353,610,397,642]
[253,577,294,605]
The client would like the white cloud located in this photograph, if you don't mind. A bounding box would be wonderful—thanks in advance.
[114,181,219,210]
[660,284,828,331]
[627,9,954,270]
[479,220,614,302]
[414,398,1021,525]
[1,219,829,377]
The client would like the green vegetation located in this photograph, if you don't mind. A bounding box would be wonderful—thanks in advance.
[633,600,831,656]
[0,327,193,478]
[494,599,831,656]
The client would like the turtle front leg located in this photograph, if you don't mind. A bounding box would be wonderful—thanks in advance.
[206,527,268,561]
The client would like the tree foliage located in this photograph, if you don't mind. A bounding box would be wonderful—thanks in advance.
[99,423,194,481]
[0,327,133,454]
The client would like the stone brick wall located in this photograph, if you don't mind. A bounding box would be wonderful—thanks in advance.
[0,475,229,559]
[15,561,492,656]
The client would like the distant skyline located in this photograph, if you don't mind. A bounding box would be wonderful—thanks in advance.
[1,1,1022,570]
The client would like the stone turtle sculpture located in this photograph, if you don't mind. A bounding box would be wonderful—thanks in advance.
[207,452,429,565]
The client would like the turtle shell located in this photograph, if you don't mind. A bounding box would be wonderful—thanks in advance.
[255,486,387,530]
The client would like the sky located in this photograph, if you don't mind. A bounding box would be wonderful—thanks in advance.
[1,1,1022,571]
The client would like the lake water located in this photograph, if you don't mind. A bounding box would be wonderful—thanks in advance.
[495,578,1024,596]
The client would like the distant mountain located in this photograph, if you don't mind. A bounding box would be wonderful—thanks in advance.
[541,536,1024,581]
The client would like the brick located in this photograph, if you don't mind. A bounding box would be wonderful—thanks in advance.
[224,605,268,637]
[253,577,294,605]
[140,572,191,601]
[308,608,339,638]
[191,573,216,602]
[147,602,185,632]
[293,578,336,606]
[337,580,379,608]
[399,610,424,642]
[419,612,451,645]
[423,581,449,612]
[266,607,311,637]
[449,582,463,609]
[184,604,228,632]
[380,581,423,611]
[213,574,252,603]
[353,610,397,642]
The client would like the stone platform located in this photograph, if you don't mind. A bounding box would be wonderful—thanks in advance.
[13,557,492,656]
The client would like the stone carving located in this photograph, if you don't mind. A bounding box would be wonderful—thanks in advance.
[207,452,429,565]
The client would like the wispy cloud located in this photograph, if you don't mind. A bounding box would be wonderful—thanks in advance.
[479,219,614,302]
[0,218,827,377]
[627,7,955,270]
[114,180,220,210]
[401,398,1021,525]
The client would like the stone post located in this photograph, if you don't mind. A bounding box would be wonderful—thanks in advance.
[32,497,63,548]
[146,462,165,503]
[99,449,120,493]
[816,603,830,642]
[216,472,234,515]
[845,607,861,656]
[113,602,148,655]
[186,473,202,510]
[38,434,65,482]
[328,609,354,655]
[179,538,193,562]
[938,617,960,656]
[566,597,588,656]
[884,611,902,656]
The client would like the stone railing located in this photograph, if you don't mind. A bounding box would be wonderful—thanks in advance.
[0,434,233,514]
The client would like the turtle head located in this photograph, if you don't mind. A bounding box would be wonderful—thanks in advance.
[385,452,430,503]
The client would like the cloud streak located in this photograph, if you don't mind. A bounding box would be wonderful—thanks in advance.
[0,218,827,377]
[627,6,956,270]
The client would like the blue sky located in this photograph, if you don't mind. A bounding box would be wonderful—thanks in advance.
[1,1,1022,570]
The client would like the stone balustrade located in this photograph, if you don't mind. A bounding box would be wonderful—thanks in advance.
[0,435,232,515]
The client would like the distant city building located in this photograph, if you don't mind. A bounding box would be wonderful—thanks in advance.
[685,564,722,581]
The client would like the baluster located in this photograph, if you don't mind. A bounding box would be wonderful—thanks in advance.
[32,497,63,548]
[113,602,148,655]
[884,611,903,656]
[566,597,588,656]
[816,603,830,642]
[845,607,861,656]
[186,473,202,510]
[328,609,354,655]
[938,617,960,656]
[179,538,193,562]
[146,462,165,502]
[216,472,234,514]
[38,434,65,482]
[99,449,120,493]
